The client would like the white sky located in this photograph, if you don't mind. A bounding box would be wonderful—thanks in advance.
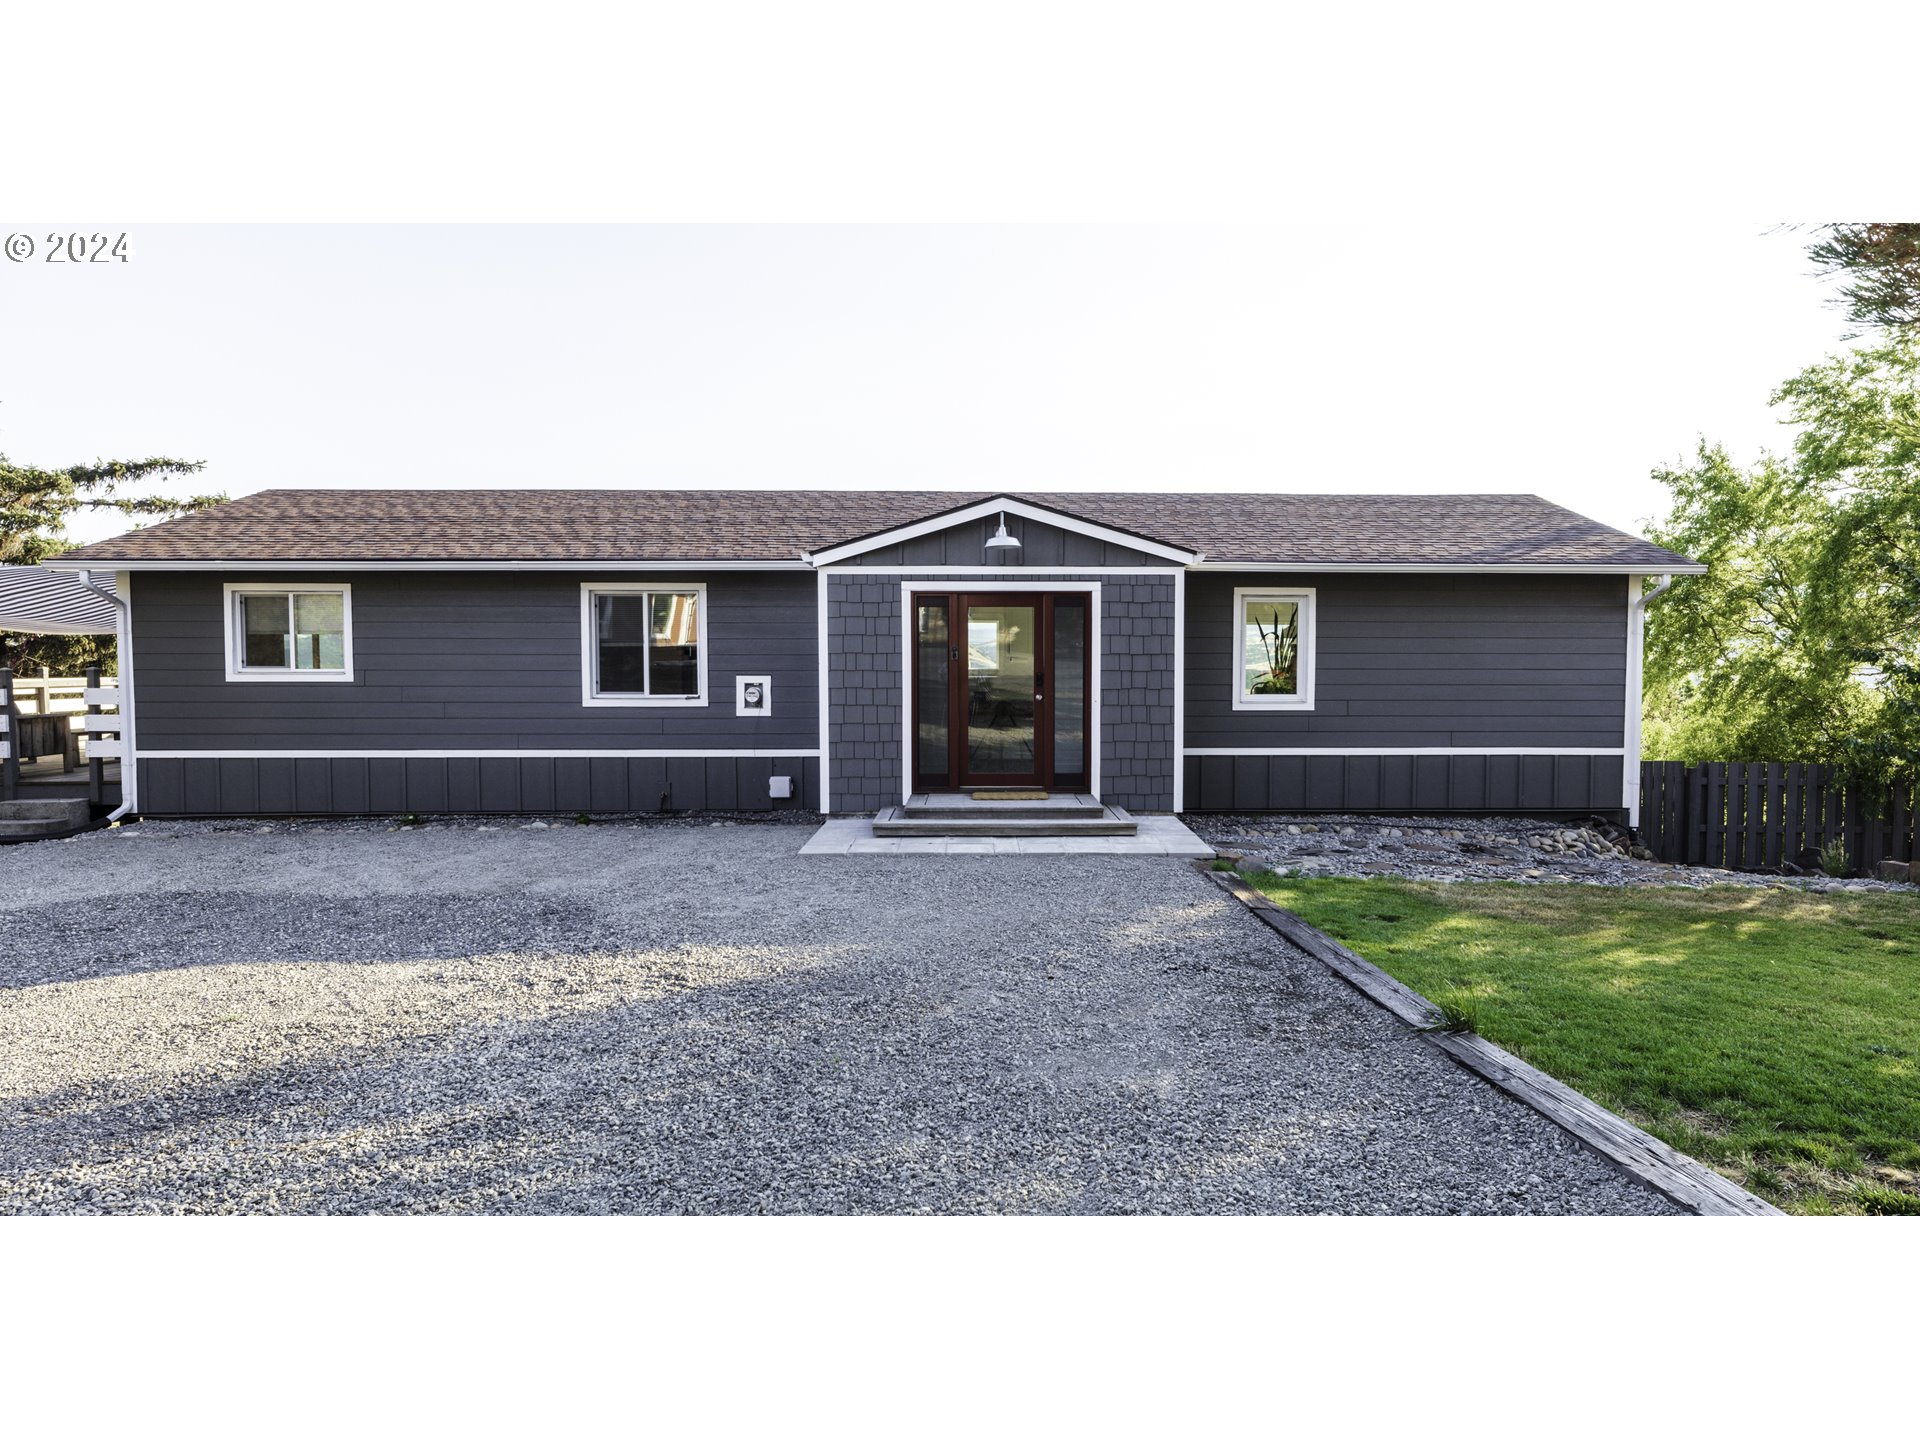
[1,223,1855,548]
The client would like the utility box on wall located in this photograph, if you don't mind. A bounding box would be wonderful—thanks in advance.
[736,675,772,717]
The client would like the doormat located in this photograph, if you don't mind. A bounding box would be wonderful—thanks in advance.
[971,789,1049,801]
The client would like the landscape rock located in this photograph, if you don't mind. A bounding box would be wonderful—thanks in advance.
[1188,813,1920,893]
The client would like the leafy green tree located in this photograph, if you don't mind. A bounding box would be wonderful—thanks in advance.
[1,451,218,674]
[1644,334,1920,781]
[1807,223,1920,331]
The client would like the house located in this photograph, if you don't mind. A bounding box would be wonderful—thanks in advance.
[40,490,1702,825]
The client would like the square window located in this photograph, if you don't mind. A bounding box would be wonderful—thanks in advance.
[584,585,706,705]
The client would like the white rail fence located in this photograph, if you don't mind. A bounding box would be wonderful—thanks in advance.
[0,668,122,802]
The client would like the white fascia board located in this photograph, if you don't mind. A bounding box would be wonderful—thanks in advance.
[1188,562,1707,575]
[39,558,812,572]
[805,496,1200,567]
[817,564,1176,575]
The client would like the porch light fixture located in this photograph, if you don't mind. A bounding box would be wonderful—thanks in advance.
[984,513,1021,555]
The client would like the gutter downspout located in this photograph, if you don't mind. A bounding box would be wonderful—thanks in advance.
[74,569,136,823]
[1624,574,1677,829]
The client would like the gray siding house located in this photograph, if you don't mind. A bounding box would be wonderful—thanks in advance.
[43,490,1701,824]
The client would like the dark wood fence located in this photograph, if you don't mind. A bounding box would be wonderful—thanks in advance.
[1638,761,1916,873]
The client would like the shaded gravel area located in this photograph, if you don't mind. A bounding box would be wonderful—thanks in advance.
[1,817,1676,1215]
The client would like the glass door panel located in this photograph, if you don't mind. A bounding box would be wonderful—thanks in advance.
[962,602,1039,784]
[915,598,952,785]
[1052,601,1087,781]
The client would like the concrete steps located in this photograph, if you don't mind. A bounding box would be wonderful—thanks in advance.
[0,797,92,840]
[875,794,1137,837]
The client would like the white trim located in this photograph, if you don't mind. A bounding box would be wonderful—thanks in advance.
[735,674,772,717]
[817,569,831,814]
[1090,592,1103,804]
[898,581,1103,805]
[136,748,820,760]
[579,582,710,708]
[1624,575,1644,823]
[1622,573,1676,826]
[1231,586,1316,711]
[115,571,137,817]
[1172,568,1185,813]
[223,582,355,683]
[1182,747,1627,757]
[818,564,1179,576]
[45,558,1705,577]
[43,558,810,572]
[807,496,1200,567]
[1189,561,1707,575]
[899,586,913,807]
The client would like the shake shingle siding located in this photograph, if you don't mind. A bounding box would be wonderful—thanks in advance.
[1102,577,1176,811]
[825,576,905,814]
[1181,572,1630,813]
[825,572,1176,813]
[130,570,820,814]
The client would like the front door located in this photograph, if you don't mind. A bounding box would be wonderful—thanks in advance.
[911,592,1090,792]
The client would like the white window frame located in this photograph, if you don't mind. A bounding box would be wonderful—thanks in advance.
[1231,585,1316,711]
[580,582,710,707]
[223,582,355,683]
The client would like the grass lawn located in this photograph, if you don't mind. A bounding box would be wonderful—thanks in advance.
[1243,874,1920,1215]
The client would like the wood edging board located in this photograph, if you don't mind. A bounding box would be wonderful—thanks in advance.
[1201,865,1783,1217]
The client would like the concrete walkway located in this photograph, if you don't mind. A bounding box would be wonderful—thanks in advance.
[799,814,1215,856]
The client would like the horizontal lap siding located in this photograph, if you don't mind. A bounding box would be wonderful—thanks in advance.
[1183,572,1628,813]
[130,570,819,814]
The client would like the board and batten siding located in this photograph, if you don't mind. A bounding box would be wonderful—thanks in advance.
[1183,572,1630,813]
[130,570,819,815]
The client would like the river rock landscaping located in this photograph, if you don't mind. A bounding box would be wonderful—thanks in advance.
[1189,813,1920,893]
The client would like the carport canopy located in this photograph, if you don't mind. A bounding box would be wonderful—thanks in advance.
[0,566,116,635]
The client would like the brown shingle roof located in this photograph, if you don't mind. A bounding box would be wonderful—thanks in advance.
[48,489,1701,571]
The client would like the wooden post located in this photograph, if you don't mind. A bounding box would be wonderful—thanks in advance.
[1784,763,1803,864]
[85,663,104,807]
[1686,764,1705,866]
[0,665,17,802]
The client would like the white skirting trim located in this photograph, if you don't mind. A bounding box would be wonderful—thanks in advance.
[1182,747,1625,757]
[136,749,820,760]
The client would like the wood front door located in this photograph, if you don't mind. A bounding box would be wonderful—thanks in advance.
[911,592,1090,792]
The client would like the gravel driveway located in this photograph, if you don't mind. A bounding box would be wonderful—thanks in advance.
[1,817,1675,1215]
